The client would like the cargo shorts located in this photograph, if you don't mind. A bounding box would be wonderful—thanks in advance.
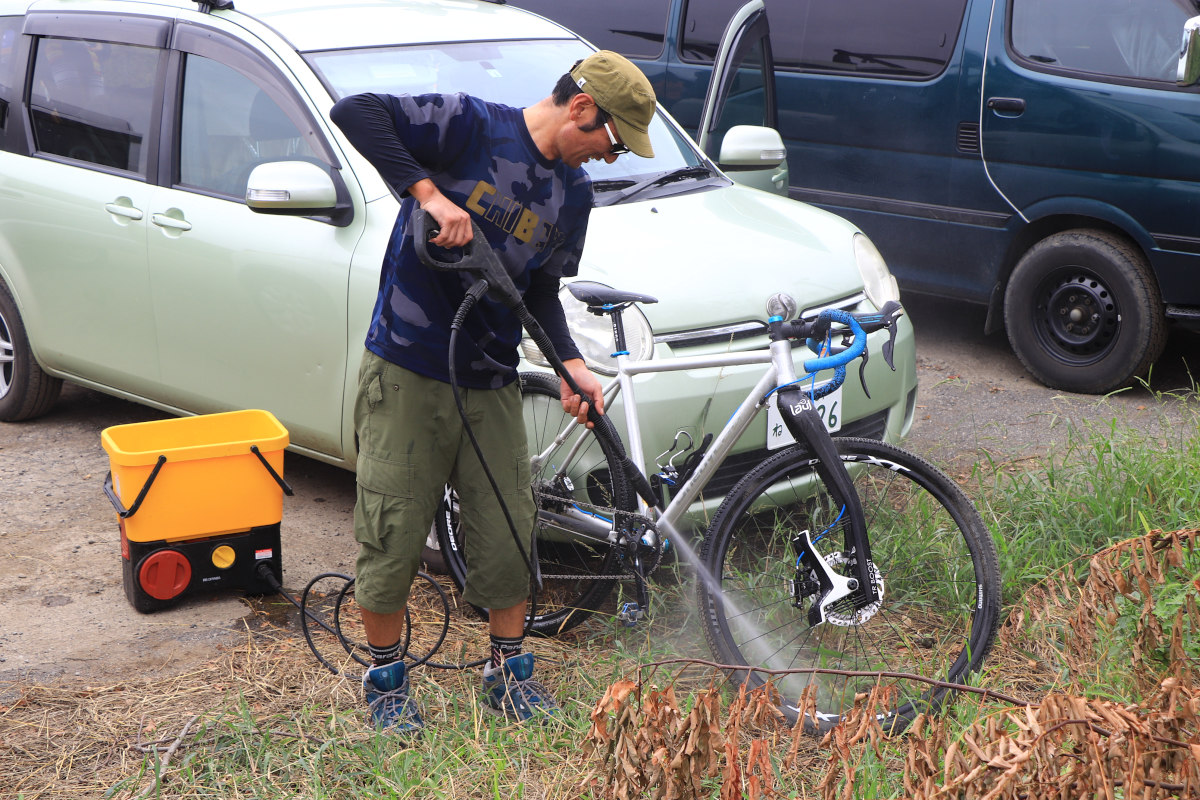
[352,349,535,615]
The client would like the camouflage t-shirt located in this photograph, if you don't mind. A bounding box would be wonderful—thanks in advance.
[336,92,592,389]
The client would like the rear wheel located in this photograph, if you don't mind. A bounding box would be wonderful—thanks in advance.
[1004,229,1165,393]
[435,371,636,636]
[0,280,62,422]
[698,437,1000,733]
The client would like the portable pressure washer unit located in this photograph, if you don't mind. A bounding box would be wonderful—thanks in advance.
[101,409,292,613]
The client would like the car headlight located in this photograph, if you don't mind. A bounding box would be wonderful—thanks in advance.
[854,233,900,307]
[520,283,654,376]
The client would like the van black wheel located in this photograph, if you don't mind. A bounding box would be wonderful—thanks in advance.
[0,281,62,421]
[1004,230,1165,394]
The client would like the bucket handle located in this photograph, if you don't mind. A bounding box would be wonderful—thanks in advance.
[103,455,167,519]
[251,445,294,496]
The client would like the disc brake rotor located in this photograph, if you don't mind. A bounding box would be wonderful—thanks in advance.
[814,552,884,627]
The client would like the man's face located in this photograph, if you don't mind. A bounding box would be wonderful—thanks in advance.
[563,108,626,169]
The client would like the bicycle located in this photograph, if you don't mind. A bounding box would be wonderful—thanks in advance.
[415,211,1001,730]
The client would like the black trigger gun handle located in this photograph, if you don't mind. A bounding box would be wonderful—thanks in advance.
[411,207,609,429]
[411,207,524,310]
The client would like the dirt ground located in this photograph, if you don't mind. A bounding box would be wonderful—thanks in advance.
[1,295,1196,694]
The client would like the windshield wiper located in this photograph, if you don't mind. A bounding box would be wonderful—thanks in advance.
[590,178,637,192]
[595,165,715,206]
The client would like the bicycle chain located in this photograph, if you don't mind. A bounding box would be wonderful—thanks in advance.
[531,488,663,581]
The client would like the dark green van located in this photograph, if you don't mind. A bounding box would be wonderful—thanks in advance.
[514,0,1200,393]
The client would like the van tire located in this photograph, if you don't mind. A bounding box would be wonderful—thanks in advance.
[0,280,62,421]
[1003,230,1165,394]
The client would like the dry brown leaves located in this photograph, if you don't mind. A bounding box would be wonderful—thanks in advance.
[582,675,818,800]
[584,529,1200,800]
[1003,527,1200,694]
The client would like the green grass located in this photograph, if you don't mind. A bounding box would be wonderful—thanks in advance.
[14,392,1200,800]
[972,393,1200,596]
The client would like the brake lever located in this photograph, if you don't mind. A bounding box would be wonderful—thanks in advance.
[858,346,872,399]
[878,301,903,371]
[851,300,904,398]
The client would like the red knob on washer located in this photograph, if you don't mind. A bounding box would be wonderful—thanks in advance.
[138,549,192,601]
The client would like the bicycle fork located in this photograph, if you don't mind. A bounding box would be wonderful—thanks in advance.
[775,386,880,625]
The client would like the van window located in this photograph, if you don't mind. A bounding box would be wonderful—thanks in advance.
[506,0,671,59]
[1011,0,1192,83]
[679,0,746,62]
[178,54,318,198]
[28,37,162,174]
[683,0,968,78]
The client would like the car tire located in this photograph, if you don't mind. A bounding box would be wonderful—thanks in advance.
[1003,229,1166,394]
[0,280,62,421]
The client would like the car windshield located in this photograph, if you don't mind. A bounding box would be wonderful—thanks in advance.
[304,39,723,201]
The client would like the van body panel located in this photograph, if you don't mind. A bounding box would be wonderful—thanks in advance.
[509,0,1200,389]
[981,0,1200,307]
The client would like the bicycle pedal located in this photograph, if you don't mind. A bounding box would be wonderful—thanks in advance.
[618,602,645,627]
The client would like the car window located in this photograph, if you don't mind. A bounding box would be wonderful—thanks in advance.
[0,17,22,106]
[683,0,968,78]
[28,37,162,173]
[178,54,320,198]
[1011,0,1193,83]
[505,0,671,59]
[306,39,715,190]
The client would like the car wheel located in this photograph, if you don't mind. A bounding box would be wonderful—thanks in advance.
[1003,230,1166,394]
[0,280,62,421]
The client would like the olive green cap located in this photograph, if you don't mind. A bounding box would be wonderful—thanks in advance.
[570,50,656,158]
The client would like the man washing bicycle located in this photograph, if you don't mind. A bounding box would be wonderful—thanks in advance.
[330,51,657,733]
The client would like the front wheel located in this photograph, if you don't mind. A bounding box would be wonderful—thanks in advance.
[698,437,1000,733]
[435,371,637,636]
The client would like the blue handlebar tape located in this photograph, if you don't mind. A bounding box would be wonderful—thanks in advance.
[801,310,866,374]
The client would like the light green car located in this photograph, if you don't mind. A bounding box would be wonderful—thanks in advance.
[0,0,917,503]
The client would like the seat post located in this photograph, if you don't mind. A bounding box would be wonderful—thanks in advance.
[609,305,630,359]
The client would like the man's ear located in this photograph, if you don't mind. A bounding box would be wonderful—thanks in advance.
[568,92,596,122]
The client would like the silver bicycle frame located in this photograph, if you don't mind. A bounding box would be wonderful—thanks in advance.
[529,334,802,535]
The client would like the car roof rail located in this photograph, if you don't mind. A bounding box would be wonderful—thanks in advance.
[193,0,234,13]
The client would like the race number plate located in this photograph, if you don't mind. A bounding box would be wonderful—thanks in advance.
[766,384,843,450]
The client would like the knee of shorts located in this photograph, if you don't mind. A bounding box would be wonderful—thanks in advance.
[354,542,423,614]
[461,566,531,611]
[352,487,430,614]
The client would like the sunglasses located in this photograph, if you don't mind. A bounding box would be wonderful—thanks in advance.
[603,120,631,156]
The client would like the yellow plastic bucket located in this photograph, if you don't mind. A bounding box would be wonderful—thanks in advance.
[101,409,290,543]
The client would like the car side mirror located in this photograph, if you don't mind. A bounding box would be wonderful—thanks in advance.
[717,125,789,196]
[246,160,339,213]
[1178,16,1200,86]
[718,124,786,168]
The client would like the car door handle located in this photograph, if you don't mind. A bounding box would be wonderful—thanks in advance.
[986,97,1026,115]
[151,212,192,232]
[104,200,143,221]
